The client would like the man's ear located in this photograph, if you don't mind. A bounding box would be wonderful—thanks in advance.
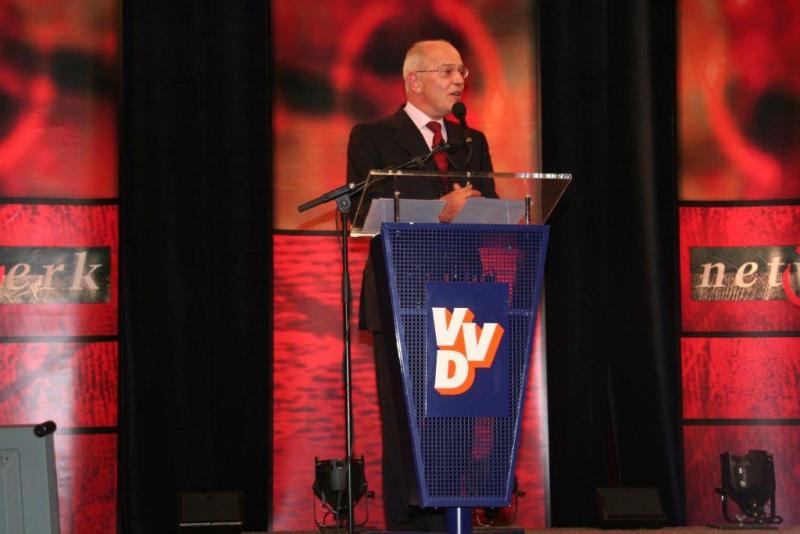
[407,73,422,94]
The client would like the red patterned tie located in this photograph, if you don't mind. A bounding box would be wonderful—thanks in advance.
[426,121,450,192]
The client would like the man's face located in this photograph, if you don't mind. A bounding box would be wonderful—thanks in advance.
[410,42,465,119]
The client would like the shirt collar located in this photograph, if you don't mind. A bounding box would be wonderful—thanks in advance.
[404,101,447,140]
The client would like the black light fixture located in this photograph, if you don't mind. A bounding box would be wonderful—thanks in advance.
[312,456,371,530]
[716,449,783,526]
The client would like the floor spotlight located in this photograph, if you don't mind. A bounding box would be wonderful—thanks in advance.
[716,449,783,526]
[312,456,371,530]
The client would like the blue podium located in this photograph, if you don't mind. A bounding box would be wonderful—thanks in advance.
[380,222,548,534]
[355,171,570,534]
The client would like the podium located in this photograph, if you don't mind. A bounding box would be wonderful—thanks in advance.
[354,171,570,534]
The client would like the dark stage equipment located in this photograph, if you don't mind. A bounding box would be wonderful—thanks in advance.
[595,487,666,529]
[715,450,782,527]
[177,491,242,533]
[312,456,372,530]
[0,422,60,534]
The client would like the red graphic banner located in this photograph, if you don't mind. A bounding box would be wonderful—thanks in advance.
[0,204,118,337]
[0,2,119,533]
[54,433,117,534]
[679,205,800,332]
[679,0,800,201]
[272,0,540,231]
[679,1,800,526]
[0,0,118,199]
[682,337,800,420]
[0,342,117,427]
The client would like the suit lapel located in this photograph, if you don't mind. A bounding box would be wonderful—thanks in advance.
[389,107,437,171]
[387,107,475,173]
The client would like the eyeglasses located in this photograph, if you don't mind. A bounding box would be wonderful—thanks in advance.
[415,64,469,79]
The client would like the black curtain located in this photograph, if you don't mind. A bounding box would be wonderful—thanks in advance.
[541,0,684,526]
[119,2,270,532]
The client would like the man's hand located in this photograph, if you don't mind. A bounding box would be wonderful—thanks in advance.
[438,183,482,223]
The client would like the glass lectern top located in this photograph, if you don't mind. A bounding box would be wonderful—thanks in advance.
[351,170,571,236]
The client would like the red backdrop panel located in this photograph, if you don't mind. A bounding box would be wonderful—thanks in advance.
[272,0,539,231]
[1,4,118,534]
[679,2,800,529]
[0,204,118,336]
[0,341,117,427]
[0,0,118,199]
[683,425,800,526]
[682,337,800,420]
[679,0,800,200]
[679,205,800,332]
[54,433,117,534]
[272,235,379,529]
[272,234,547,529]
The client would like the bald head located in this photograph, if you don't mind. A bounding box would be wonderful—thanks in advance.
[404,41,461,82]
[402,40,466,119]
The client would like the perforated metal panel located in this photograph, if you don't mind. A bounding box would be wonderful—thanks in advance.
[381,222,549,508]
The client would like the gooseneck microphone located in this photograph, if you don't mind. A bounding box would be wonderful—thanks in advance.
[451,101,472,144]
[448,102,473,170]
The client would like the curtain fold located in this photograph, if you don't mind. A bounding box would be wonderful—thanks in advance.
[541,0,683,525]
[119,2,271,532]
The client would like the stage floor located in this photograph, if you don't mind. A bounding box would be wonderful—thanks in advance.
[247,528,800,534]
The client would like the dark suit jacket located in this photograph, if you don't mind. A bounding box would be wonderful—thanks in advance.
[347,105,495,200]
[346,105,495,331]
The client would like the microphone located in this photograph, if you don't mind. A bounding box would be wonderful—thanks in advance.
[447,102,474,171]
[451,102,472,144]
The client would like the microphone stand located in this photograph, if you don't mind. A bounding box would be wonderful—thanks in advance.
[295,138,470,534]
[298,185,360,534]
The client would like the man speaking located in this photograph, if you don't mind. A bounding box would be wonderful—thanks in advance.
[346,39,495,530]
[347,39,495,221]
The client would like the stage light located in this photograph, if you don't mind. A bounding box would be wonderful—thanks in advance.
[312,456,372,530]
[716,449,783,526]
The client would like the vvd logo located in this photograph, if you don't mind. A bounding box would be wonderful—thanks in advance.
[432,307,504,395]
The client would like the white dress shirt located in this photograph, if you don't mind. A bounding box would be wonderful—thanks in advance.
[403,101,448,150]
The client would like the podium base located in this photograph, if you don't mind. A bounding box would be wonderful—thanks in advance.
[446,507,471,534]
[365,526,524,534]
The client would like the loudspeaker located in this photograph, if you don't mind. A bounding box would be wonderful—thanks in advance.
[596,487,666,529]
[178,491,242,533]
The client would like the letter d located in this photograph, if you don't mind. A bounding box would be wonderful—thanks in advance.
[434,350,474,395]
